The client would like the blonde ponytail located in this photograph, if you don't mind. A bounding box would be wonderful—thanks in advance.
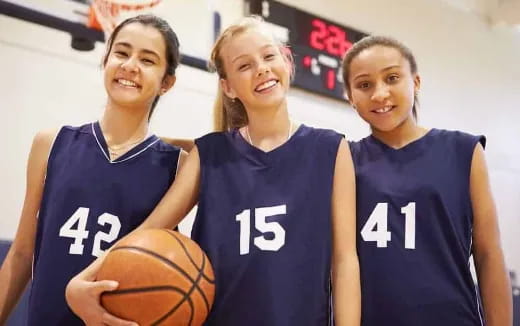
[212,85,248,132]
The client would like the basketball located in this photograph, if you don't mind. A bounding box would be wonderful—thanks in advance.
[97,229,215,326]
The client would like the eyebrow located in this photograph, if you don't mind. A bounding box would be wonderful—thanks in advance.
[353,65,401,81]
[231,44,276,63]
[113,42,161,59]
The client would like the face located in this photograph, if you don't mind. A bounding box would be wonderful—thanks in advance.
[219,28,291,111]
[103,22,175,108]
[347,45,420,132]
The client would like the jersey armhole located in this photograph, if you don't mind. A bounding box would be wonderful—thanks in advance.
[43,127,64,180]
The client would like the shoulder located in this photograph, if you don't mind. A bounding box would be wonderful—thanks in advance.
[431,128,486,150]
[153,138,183,153]
[297,125,344,149]
[299,124,343,139]
[347,135,371,160]
[194,131,229,151]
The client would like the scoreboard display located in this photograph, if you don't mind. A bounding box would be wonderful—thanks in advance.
[247,0,367,100]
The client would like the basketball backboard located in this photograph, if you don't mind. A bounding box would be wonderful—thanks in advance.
[0,0,217,69]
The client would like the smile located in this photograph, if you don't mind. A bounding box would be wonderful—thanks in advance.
[255,79,279,93]
[116,79,140,88]
[373,105,395,114]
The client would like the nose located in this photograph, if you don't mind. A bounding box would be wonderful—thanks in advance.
[121,55,139,72]
[371,81,390,102]
[256,61,270,76]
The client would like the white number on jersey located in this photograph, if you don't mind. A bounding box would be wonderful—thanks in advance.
[59,207,90,255]
[236,204,287,255]
[360,203,391,248]
[59,208,122,256]
[361,202,416,249]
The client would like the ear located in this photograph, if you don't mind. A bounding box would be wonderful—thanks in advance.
[343,89,354,107]
[220,78,236,100]
[159,75,176,95]
[413,74,421,94]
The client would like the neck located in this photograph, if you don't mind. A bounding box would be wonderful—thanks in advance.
[100,100,150,146]
[371,115,427,149]
[242,100,292,151]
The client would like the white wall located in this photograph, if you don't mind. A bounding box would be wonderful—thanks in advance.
[0,0,519,274]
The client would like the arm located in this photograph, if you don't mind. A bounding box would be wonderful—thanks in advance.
[331,139,361,326]
[160,137,195,153]
[66,146,202,325]
[470,143,512,326]
[0,129,56,324]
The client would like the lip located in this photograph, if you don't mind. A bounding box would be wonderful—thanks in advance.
[114,78,142,89]
[254,78,279,93]
[371,105,396,114]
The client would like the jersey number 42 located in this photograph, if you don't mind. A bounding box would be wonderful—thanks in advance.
[59,207,122,257]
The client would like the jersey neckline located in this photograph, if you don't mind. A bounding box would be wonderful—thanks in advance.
[232,123,305,155]
[367,128,439,154]
[91,121,159,164]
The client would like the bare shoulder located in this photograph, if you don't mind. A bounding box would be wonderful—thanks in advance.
[29,127,61,167]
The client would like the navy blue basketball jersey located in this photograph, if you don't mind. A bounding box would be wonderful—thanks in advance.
[28,122,180,325]
[192,125,342,326]
[350,129,486,326]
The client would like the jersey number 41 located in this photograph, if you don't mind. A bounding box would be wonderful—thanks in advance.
[361,202,416,249]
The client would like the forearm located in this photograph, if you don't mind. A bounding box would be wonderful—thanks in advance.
[0,249,32,324]
[332,253,361,326]
[475,251,512,326]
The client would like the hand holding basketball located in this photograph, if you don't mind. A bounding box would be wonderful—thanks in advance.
[97,229,215,326]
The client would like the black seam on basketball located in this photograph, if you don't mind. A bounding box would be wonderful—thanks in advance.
[161,230,211,312]
[111,246,207,297]
[152,287,194,326]
[102,285,187,296]
[154,252,207,325]
[163,230,215,283]
[101,285,193,326]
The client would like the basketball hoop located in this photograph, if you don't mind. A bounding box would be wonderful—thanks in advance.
[88,0,162,39]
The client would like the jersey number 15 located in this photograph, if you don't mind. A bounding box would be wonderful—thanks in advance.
[236,204,287,255]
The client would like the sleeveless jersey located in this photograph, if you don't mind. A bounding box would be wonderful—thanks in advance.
[193,125,343,326]
[28,122,180,325]
[350,129,486,326]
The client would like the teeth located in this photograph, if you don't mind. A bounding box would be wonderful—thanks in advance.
[375,106,393,113]
[118,79,137,87]
[256,80,277,91]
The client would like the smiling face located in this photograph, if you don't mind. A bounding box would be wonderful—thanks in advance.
[219,27,291,112]
[347,45,420,132]
[103,22,175,109]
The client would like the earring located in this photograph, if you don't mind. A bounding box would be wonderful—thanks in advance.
[231,97,236,102]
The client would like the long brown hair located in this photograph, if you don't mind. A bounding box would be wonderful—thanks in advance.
[209,16,294,131]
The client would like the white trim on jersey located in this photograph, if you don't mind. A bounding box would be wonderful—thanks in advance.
[468,231,485,326]
[91,123,111,162]
[174,149,186,178]
[115,138,160,164]
[91,122,160,164]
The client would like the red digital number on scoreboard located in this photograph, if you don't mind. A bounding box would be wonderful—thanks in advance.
[309,18,353,57]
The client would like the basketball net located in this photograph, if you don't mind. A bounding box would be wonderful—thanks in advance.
[88,0,162,39]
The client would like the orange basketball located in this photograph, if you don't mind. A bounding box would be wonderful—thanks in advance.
[97,229,215,326]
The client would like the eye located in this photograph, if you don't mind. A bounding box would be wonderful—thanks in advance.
[264,53,276,60]
[356,81,371,89]
[387,74,400,83]
[114,51,128,57]
[238,63,250,71]
[141,58,155,65]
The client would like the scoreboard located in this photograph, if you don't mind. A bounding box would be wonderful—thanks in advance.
[247,0,367,100]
